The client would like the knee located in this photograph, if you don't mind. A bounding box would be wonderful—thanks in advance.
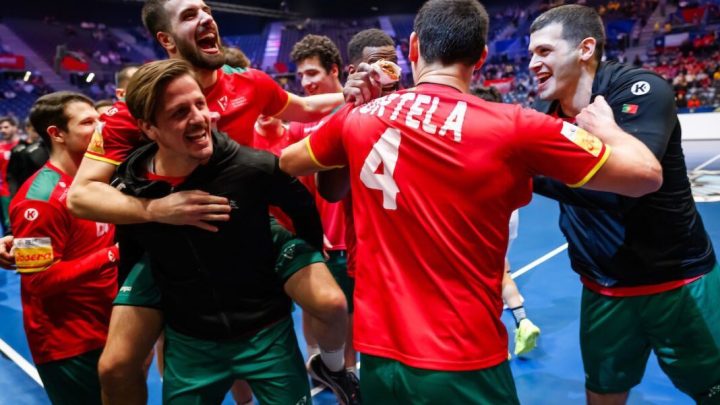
[98,348,145,385]
[316,286,348,321]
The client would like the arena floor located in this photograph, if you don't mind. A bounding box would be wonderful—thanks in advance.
[0,142,718,404]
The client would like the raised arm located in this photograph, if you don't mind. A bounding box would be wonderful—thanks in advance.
[276,93,344,123]
[68,157,231,231]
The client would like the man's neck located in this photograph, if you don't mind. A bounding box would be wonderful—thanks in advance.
[48,151,81,177]
[414,62,474,93]
[557,63,597,117]
[194,67,218,90]
[151,151,200,178]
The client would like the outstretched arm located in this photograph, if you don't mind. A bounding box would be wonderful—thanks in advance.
[68,157,231,231]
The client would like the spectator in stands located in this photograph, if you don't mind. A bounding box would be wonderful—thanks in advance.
[0,116,20,233]
[7,118,49,198]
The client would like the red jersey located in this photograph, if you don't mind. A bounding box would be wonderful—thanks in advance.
[253,122,296,230]
[10,163,118,364]
[85,66,290,164]
[307,83,611,370]
[289,121,347,251]
[0,137,20,196]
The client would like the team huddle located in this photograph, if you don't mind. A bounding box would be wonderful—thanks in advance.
[1,0,719,404]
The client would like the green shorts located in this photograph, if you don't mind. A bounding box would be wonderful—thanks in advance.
[360,354,519,404]
[162,317,310,404]
[327,250,355,313]
[113,254,161,308]
[114,225,325,308]
[580,264,720,402]
[36,349,103,405]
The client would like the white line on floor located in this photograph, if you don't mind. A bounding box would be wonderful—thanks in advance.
[511,243,568,280]
[0,337,43,387]
[694,153,720,171]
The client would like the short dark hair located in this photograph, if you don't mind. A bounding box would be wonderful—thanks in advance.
[224,46,250,69]
[142,0,172,39]
[94,99,114,110]
[530,4,605,63]
[414,0,488,67]
[347,29,395,66]
[28,91,94,147]
[471,86,502,102]
[0,116,18,127]
[115,64,140,89]
[125,59,200,125]
[290,34,343,73]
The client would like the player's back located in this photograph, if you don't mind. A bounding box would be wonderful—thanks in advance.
[307,81,605,369]
[337,84,534,369]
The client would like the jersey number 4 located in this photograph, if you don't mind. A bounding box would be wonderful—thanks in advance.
[360,128,401,210]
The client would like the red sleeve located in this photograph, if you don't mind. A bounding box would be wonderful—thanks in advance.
[11,200,118,297]
[252,70,291,117]
[306,104,353,168]
[512,106,611,188]
[84,104,144,165]
[288,122,306,143]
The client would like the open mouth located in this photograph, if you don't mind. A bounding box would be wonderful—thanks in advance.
[185,129,209,144]
[197,33,219,54]
[536,72,552,85]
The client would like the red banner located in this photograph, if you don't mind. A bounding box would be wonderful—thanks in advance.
[0,54,26,70]
[484,77,514,94]
[61,55,89,72]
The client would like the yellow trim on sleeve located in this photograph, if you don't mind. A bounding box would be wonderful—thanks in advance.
[17,266,49,274]
[568,145,612,188]
[84,153,122,166]
[305,137,345,170]
[271,92,293,118]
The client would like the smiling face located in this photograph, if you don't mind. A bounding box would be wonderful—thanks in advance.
[528,23,583,102]
[163,0,225,70]
[142,74,213,173]
[297,55,340,96]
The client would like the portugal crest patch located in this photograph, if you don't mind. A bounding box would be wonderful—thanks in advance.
[560,121,602,157]
[88,123,105,155]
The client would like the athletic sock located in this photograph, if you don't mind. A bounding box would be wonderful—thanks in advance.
[510,306,527,327]
[320,346,345,372]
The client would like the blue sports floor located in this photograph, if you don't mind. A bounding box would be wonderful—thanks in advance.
[0,140,718,404]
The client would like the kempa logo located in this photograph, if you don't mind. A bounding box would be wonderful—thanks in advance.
[631,81,650,96]
[24,208,39,221]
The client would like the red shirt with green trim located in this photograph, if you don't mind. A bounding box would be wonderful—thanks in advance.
[306,83,610,371]
[85,66,290,165]
[10,163,117,364]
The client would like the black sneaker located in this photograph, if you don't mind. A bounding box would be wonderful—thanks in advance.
[307,354,362,405]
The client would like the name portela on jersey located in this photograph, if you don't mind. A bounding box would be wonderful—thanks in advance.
[357,92,467,142]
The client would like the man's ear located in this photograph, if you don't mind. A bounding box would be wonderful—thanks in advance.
[46,126,63,144]
[330,63,340,79]
[579,37,597,62]
[474,46,489,70]
[157,31,176,53]
[138,120,159,142]
[409,32,419,63]
[346,64,356,75]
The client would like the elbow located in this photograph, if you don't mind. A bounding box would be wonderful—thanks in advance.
[66,186,84,217]
[279,154,300,177]
[629,163,663,197]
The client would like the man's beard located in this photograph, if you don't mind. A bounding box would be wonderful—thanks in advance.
[175,37,225,71]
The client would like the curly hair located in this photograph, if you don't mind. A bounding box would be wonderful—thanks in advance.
[290,34,342,73]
